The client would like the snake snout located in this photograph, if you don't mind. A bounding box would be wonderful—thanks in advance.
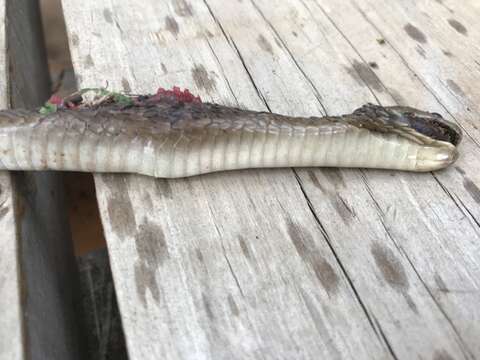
[415,142,459,171]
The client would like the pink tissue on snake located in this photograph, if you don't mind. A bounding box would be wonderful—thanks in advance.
[155,86,202,103]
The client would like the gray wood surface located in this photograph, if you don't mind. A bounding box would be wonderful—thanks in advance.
[62,0,480,359]
[0,1,83,359]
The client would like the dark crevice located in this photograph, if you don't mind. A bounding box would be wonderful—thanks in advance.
[358,172,405,254]
[77,249,128,360]
[371,314,400,360]
[204,0,271,111]
[222,243,246,299]
[455,196,480,231]
[230,39,272,112]
[114,20,123,34]
[201,0,234,48]
[359,172,384,216]
[205,197,246,299]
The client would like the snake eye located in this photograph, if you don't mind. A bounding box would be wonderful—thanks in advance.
[431,112,442,117]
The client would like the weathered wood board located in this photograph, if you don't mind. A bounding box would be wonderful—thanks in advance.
[0,3,20,356]
[62,0,480,359]
[0,1,83,359]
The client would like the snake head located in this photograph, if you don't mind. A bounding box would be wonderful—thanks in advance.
[384,105,462,146]
[353,103,463,171]
[353,103,462,146]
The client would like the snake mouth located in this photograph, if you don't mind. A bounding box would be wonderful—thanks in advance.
[386,106,462,171]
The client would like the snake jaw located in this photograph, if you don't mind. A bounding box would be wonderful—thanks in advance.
[385,106,462,171]
[413,141,459,171]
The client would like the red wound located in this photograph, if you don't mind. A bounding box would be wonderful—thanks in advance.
[155,86,202,103]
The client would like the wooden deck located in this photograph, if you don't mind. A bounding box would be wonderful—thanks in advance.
[5,0,479,358]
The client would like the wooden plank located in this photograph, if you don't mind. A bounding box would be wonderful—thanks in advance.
[62,0,480,358]
[0,1,83,359]
[62,1,391,359]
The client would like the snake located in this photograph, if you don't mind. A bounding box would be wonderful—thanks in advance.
[0,87,462,178]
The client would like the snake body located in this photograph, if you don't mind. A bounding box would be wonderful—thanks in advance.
[0,89,462,178]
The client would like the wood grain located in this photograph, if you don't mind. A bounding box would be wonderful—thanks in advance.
[62,0,480,359]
